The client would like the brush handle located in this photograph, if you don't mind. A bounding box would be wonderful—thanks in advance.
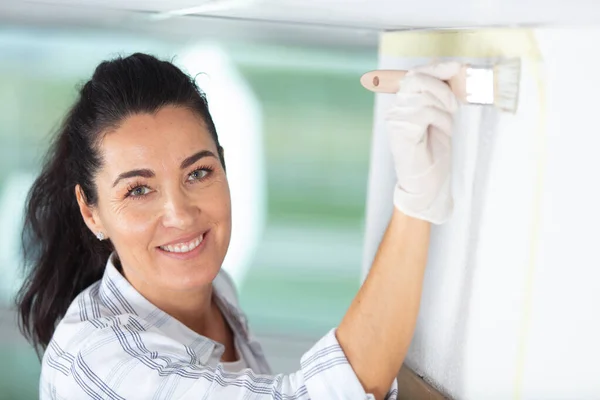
[360,69,468,102]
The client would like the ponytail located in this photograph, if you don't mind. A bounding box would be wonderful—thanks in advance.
[16,113,112,355]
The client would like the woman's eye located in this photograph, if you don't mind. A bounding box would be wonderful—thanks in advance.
[188,169,209,181]
[129,186,151,197]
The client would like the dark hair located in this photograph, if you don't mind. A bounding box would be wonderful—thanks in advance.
[16,53,225,355]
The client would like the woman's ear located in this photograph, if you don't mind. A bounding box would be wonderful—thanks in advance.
[75,185,106,239]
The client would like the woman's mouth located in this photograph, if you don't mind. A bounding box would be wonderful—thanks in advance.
[159,233,204,254]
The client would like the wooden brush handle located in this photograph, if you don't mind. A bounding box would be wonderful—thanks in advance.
[360,69,468,102]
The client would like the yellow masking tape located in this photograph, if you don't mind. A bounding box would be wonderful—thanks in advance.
[378,29,546,400]
[515,48,546,400]
[380,29,542,60]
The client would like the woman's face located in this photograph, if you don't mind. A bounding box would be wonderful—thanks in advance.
[78,105,231,295]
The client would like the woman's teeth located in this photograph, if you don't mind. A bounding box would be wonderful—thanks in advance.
[160,235,203,253]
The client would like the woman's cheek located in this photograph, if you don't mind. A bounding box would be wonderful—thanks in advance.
[110,199,161,239]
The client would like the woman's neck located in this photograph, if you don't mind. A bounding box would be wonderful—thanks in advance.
[160,288,216,334]
[116,256,236,360]
[117,261,214,335]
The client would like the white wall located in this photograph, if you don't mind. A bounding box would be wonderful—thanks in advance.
[362,28,600,400]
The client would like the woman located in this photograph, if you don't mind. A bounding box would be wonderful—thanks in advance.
[16,53,459,399]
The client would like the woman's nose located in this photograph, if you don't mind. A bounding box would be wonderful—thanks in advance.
[161,188,198,230]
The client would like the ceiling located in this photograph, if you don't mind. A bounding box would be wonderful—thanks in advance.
[2,0,600,48]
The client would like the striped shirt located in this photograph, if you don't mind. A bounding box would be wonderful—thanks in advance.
[40,254,398,399]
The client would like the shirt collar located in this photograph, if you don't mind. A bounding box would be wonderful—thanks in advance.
[98,253,247,363]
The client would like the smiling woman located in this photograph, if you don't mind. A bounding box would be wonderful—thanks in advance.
[18,54,228,350]
[15,52,459,400]
[74,106,233,334]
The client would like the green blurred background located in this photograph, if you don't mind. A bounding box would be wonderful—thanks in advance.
[0,27,377,399]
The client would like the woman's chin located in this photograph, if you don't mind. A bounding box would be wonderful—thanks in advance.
[156,260,222,292]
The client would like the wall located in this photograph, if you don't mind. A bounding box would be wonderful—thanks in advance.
[361,28,600,400]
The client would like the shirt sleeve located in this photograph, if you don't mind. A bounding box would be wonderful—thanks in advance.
[58,320,398,400]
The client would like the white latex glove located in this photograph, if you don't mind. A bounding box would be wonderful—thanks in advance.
[385,62,461,224]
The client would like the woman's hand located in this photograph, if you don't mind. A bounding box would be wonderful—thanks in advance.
[386,62,461,224]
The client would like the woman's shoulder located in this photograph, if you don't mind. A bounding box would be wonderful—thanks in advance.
[51,295,146,351]
[60,278,115,325]
[40,310,193,399]
[48,278,148,356]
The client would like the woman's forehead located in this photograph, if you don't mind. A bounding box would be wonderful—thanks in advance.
[99,106,216,167]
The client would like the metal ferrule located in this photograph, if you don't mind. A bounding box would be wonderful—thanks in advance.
[465,66,495,105]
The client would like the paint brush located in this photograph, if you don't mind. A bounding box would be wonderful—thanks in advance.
[360,58,521,113]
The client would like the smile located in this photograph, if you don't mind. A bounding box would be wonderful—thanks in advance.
[159,234,204,253]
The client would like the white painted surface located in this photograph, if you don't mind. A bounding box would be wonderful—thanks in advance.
[7,0,600,28]
[4,0,600,49]
[0,1,378,48]
[362,28,600,399]
[199,0,600,29]
[520,28,600,399]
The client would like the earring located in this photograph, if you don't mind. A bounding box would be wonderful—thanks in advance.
[96,232,105,241]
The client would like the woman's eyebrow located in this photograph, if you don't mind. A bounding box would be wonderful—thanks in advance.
[112,169,154,187]
[180,150,217,170]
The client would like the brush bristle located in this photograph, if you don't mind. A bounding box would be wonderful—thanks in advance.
[493,58,521,113]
